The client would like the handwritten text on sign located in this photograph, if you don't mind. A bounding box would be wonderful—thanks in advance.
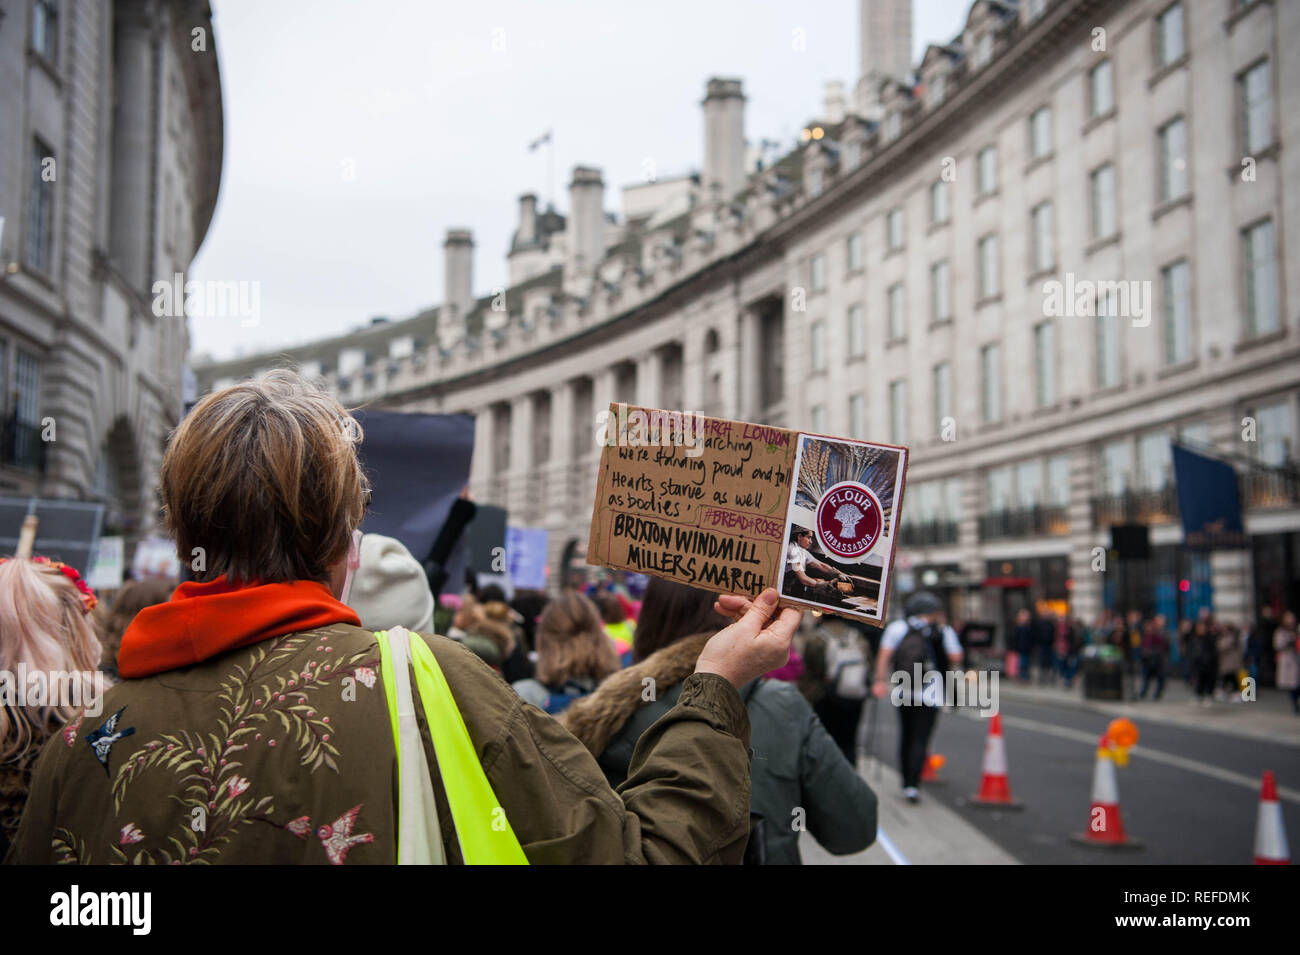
[591,409,796,597]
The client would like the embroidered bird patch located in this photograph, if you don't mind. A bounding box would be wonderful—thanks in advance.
[315,804,374,864]
[86,706,136,775]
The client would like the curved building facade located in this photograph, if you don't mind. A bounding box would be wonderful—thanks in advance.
[196,0,1299,627]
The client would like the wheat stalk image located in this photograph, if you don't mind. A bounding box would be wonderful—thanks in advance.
[796,439,898,534]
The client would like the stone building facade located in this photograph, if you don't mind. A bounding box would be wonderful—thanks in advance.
[0,0,224,551]
[196,0,1299,630]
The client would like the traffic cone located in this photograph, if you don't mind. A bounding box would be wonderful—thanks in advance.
[969,714,1023,810]
[1071,733,1142,850]
[1253,770,1290,865]
[921,752,946,785]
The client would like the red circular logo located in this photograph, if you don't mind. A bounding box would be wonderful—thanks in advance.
[815,481,884,560]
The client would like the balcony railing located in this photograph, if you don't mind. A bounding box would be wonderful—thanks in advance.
[977,504,1070,541]
[0,420,46,472]
[1241,466,1300,510]
[1090,484,1179,527]
[900,519,959,547]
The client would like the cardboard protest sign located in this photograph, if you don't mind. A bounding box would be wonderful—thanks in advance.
[587,403,908,624]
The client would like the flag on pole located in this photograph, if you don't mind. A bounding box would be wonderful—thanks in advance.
[528,130,552,151]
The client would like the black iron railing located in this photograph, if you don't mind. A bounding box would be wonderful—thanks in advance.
[900,519,959,547]
[0,420,46,472]
[1090,484,1179,527]
[977,504,1070,541]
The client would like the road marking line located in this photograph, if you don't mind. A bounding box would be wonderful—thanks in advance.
[875,828,910,866]
[956,709,1300,805]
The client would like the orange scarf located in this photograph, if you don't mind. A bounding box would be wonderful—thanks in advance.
[117,576,361,678]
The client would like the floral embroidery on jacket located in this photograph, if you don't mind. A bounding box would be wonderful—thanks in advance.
[90,632,379,865]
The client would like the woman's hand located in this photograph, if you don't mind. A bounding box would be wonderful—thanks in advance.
[698,588,802,688]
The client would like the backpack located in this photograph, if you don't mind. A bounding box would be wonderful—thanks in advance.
[541,680,593,715]
[824,630,870,700]
[892,622,947,679]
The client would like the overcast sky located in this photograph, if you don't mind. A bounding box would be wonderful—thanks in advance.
[189,0,973,361]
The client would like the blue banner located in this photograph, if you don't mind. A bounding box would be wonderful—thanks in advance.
[506,526,550,590]
[1171,444,1246,550]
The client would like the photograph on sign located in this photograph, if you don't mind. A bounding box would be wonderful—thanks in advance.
[777,434,907,623]
[586,403,908,625]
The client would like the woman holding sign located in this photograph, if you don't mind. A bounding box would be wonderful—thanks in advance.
[6,371,800,866]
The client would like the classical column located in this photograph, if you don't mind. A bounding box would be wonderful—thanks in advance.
[636,349,661,409]
[469,405,494,499]
[682,331,705,414]
[549,379,575,517]
[108,3,158,290]
[1067,448,1103,625]
[738,307,760,421]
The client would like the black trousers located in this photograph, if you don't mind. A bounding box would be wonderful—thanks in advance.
[897,704,939,788]
[814,695,863,764]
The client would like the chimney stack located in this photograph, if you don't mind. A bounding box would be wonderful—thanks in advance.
[856,0,913,120]
[443,228,474,320]
[566,166,605,293]
[517,193,538,246]
[823,80,847,124]
[702,78,746,203]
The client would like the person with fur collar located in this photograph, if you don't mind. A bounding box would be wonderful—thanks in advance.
[561,578,877,864]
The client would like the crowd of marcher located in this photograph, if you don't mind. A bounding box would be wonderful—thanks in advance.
[1007,605,1299,711]
[0,370,880,865]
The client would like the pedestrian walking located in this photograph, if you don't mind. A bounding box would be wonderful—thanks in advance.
[1217,623,1245,702]
[1138,614,1170,700]
[1188,619,1219,706]
[1013,608,1034,683]
[560,578,876,864]
[871,591,963,803]
[6,371,800,865]
[1273,611,1299,714]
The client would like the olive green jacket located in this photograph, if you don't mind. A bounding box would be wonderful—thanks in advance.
[4,623,751,865]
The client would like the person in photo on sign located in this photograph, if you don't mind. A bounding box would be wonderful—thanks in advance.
[785,527,851,600]
[871,591,963,804]
[5,370,802,865]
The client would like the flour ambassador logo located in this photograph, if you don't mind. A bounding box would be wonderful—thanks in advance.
[814,481,883,560]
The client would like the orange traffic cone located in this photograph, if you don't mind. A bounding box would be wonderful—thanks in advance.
[1071,733,1142,850]
[921,752,946,784]
[969,714,1023,809]
[1253,770,1290,865]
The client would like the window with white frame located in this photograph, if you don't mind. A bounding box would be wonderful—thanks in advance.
[14,349,41,427]
[975,32,994,68]
[943,477,962,521]
[1096,293,1122,388]
[810,253,827,293]
[1158,117,1188,202]
[1016,459,1044,509]
[849,393,867,439]
[1243,219,1278,338]
[929,179,950,225]
[933,362,952,436]
[1240,60,1272,155]
[927,74,946,109]
[931,260,951,323]
[888,283,906,340]
[846,231,863,272]
[847,304,866,359]
[807,165,824,198]
[978,233,1000,299]
[889,380,908,445]
[1046,454,1071,507]
[1156,3,1185,68]
[1250,398,1295,466]
[25,140,55,274]
[1090,163,1116,240]
[1089,60,1114,118]
[1034,320,1057,408]
[1137,430,1172,490]
[1030,201,1054,272]
[886,206,905,251]
[811,404,828,434]
[985,465,1012,512]
[843,139,861,171]
[981,343,1002,424]
[32,0,58,63]
[977,145,998,196]
[1029,106,1052,159]
[1161,259,1192,365]
[810,320,827,372]
[1098,439,1133,496]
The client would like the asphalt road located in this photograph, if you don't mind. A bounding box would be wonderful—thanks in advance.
[861,697,1300,864]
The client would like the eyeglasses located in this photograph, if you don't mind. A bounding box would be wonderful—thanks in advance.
[362,484,373,510]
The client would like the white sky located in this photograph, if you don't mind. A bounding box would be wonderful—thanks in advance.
[189,0,973,361]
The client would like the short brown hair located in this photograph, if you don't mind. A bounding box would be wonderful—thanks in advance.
[160,370,367,585]
[535,591,620,686]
